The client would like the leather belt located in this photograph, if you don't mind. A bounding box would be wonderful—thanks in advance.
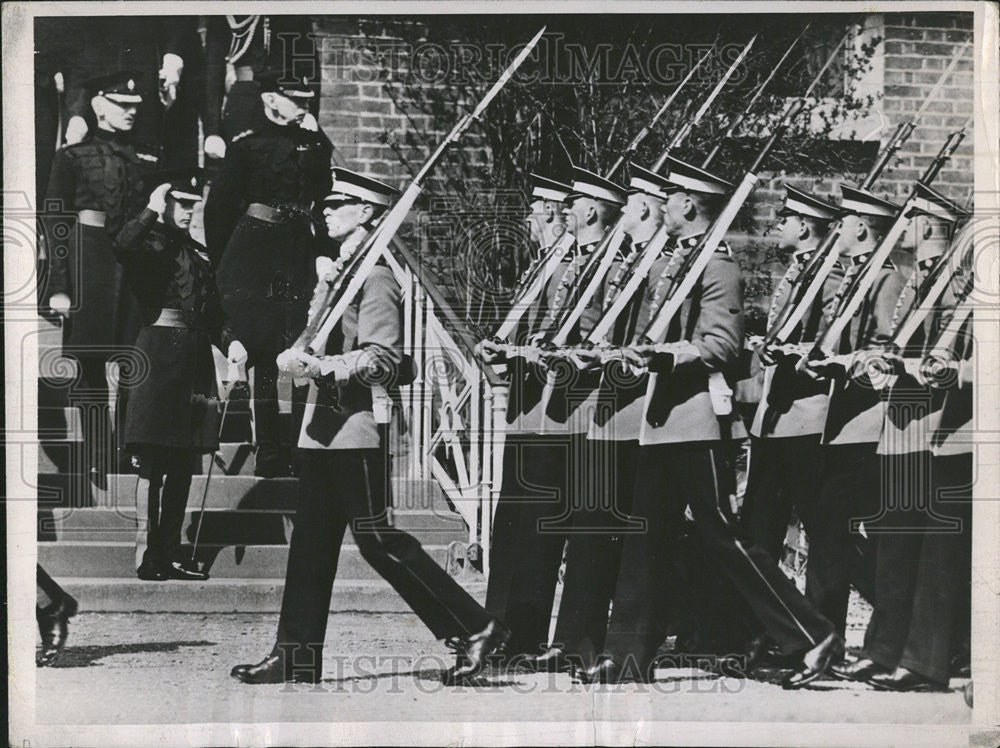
[246,202,312,224]
[150,308,187,328]
[78,210,106,228]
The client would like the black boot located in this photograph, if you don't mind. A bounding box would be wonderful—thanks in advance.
[442,620,510,685]
[231,652,321,684]
[36,594,79,667]
[781,633,844,690]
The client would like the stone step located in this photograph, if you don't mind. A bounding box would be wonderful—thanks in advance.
[38,541,454,580]
[36,473,457,513]
[51,577,489,613]
[38,441,256,476]
[38,506,468,544]
[36,403,267,445]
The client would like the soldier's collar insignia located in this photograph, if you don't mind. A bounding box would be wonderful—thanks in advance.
[677,234,702,249]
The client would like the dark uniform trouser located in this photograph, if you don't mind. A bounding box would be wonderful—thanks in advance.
[862,452,971,685]
[72,356,128,474]
[604,442,835,672]
[37,564,68,609]
[484,433,575,657]
[276,448,492,677]
[136,448,197,569]
[805,443,880,637]
[550,439,639,668]
[740,434,824,562]
[247,348,306,469]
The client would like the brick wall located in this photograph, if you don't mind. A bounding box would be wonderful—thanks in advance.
[310,12,975,321]
[878,12,974,204]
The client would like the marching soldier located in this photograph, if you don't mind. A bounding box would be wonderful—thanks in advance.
[584,158,841,686]
[532,163,669,673]
[232,168,509,685]
[112,169,247,581]
[741,186,843,560]
[203,70,333,477]
[497,168,625,667]
[479,173,574,664]
[835,200,972,691]
[44,70,157,486]
[800,186,908,640]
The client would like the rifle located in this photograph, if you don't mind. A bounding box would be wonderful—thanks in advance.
[802,119,971,367]
[762,40,972,350]
[491,45,717,344]
[535,35,758,350]
[919,295,973,388]
[294,27,546,357]
[587,27,806,350]
[885,216,972,355]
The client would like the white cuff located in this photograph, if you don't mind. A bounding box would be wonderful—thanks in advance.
[318,356,352,385]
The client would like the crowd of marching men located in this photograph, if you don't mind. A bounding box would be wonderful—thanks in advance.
[33,25,973,700]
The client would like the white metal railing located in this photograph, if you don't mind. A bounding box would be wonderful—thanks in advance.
[382,248,508,577]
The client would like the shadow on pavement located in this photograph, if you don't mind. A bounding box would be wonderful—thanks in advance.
[44,640,215,668]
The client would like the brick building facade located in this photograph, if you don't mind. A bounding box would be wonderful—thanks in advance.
[311,12,974,320]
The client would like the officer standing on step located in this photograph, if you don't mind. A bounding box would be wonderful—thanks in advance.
[231,168,509,685]
[204,69,332,478]
[113,169,247,581]
[43,70,157,488]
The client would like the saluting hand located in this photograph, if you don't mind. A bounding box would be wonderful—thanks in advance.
[147,183,173,218]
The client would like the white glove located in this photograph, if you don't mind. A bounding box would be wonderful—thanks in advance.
[64,116,88,145]
[204,134,226,160]
[299,112,318,132]
[227,340,248,366]
[49,293,71,318]
[277,348,320,378]
[147,183,173,217]
[160,53,184,87]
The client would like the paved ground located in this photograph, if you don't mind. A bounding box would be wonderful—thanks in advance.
[34,612,973,734]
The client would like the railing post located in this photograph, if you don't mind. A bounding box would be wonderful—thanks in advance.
[477,374,490,553]
[412,280,426,480]
[421,290,433,480]
[483,381,508,580]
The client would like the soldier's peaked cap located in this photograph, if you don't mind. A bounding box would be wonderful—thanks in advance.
[627,162,676,201]
[257,69,316,99]
[661,155,733,196]
[909,181,969,223]
[529,174,572,203]
[566,166,626,206]
[149,167,206,202]
[324,167,400,207]
[837,184,901,218]
[84,70,143,104]
[778,185,839,221]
